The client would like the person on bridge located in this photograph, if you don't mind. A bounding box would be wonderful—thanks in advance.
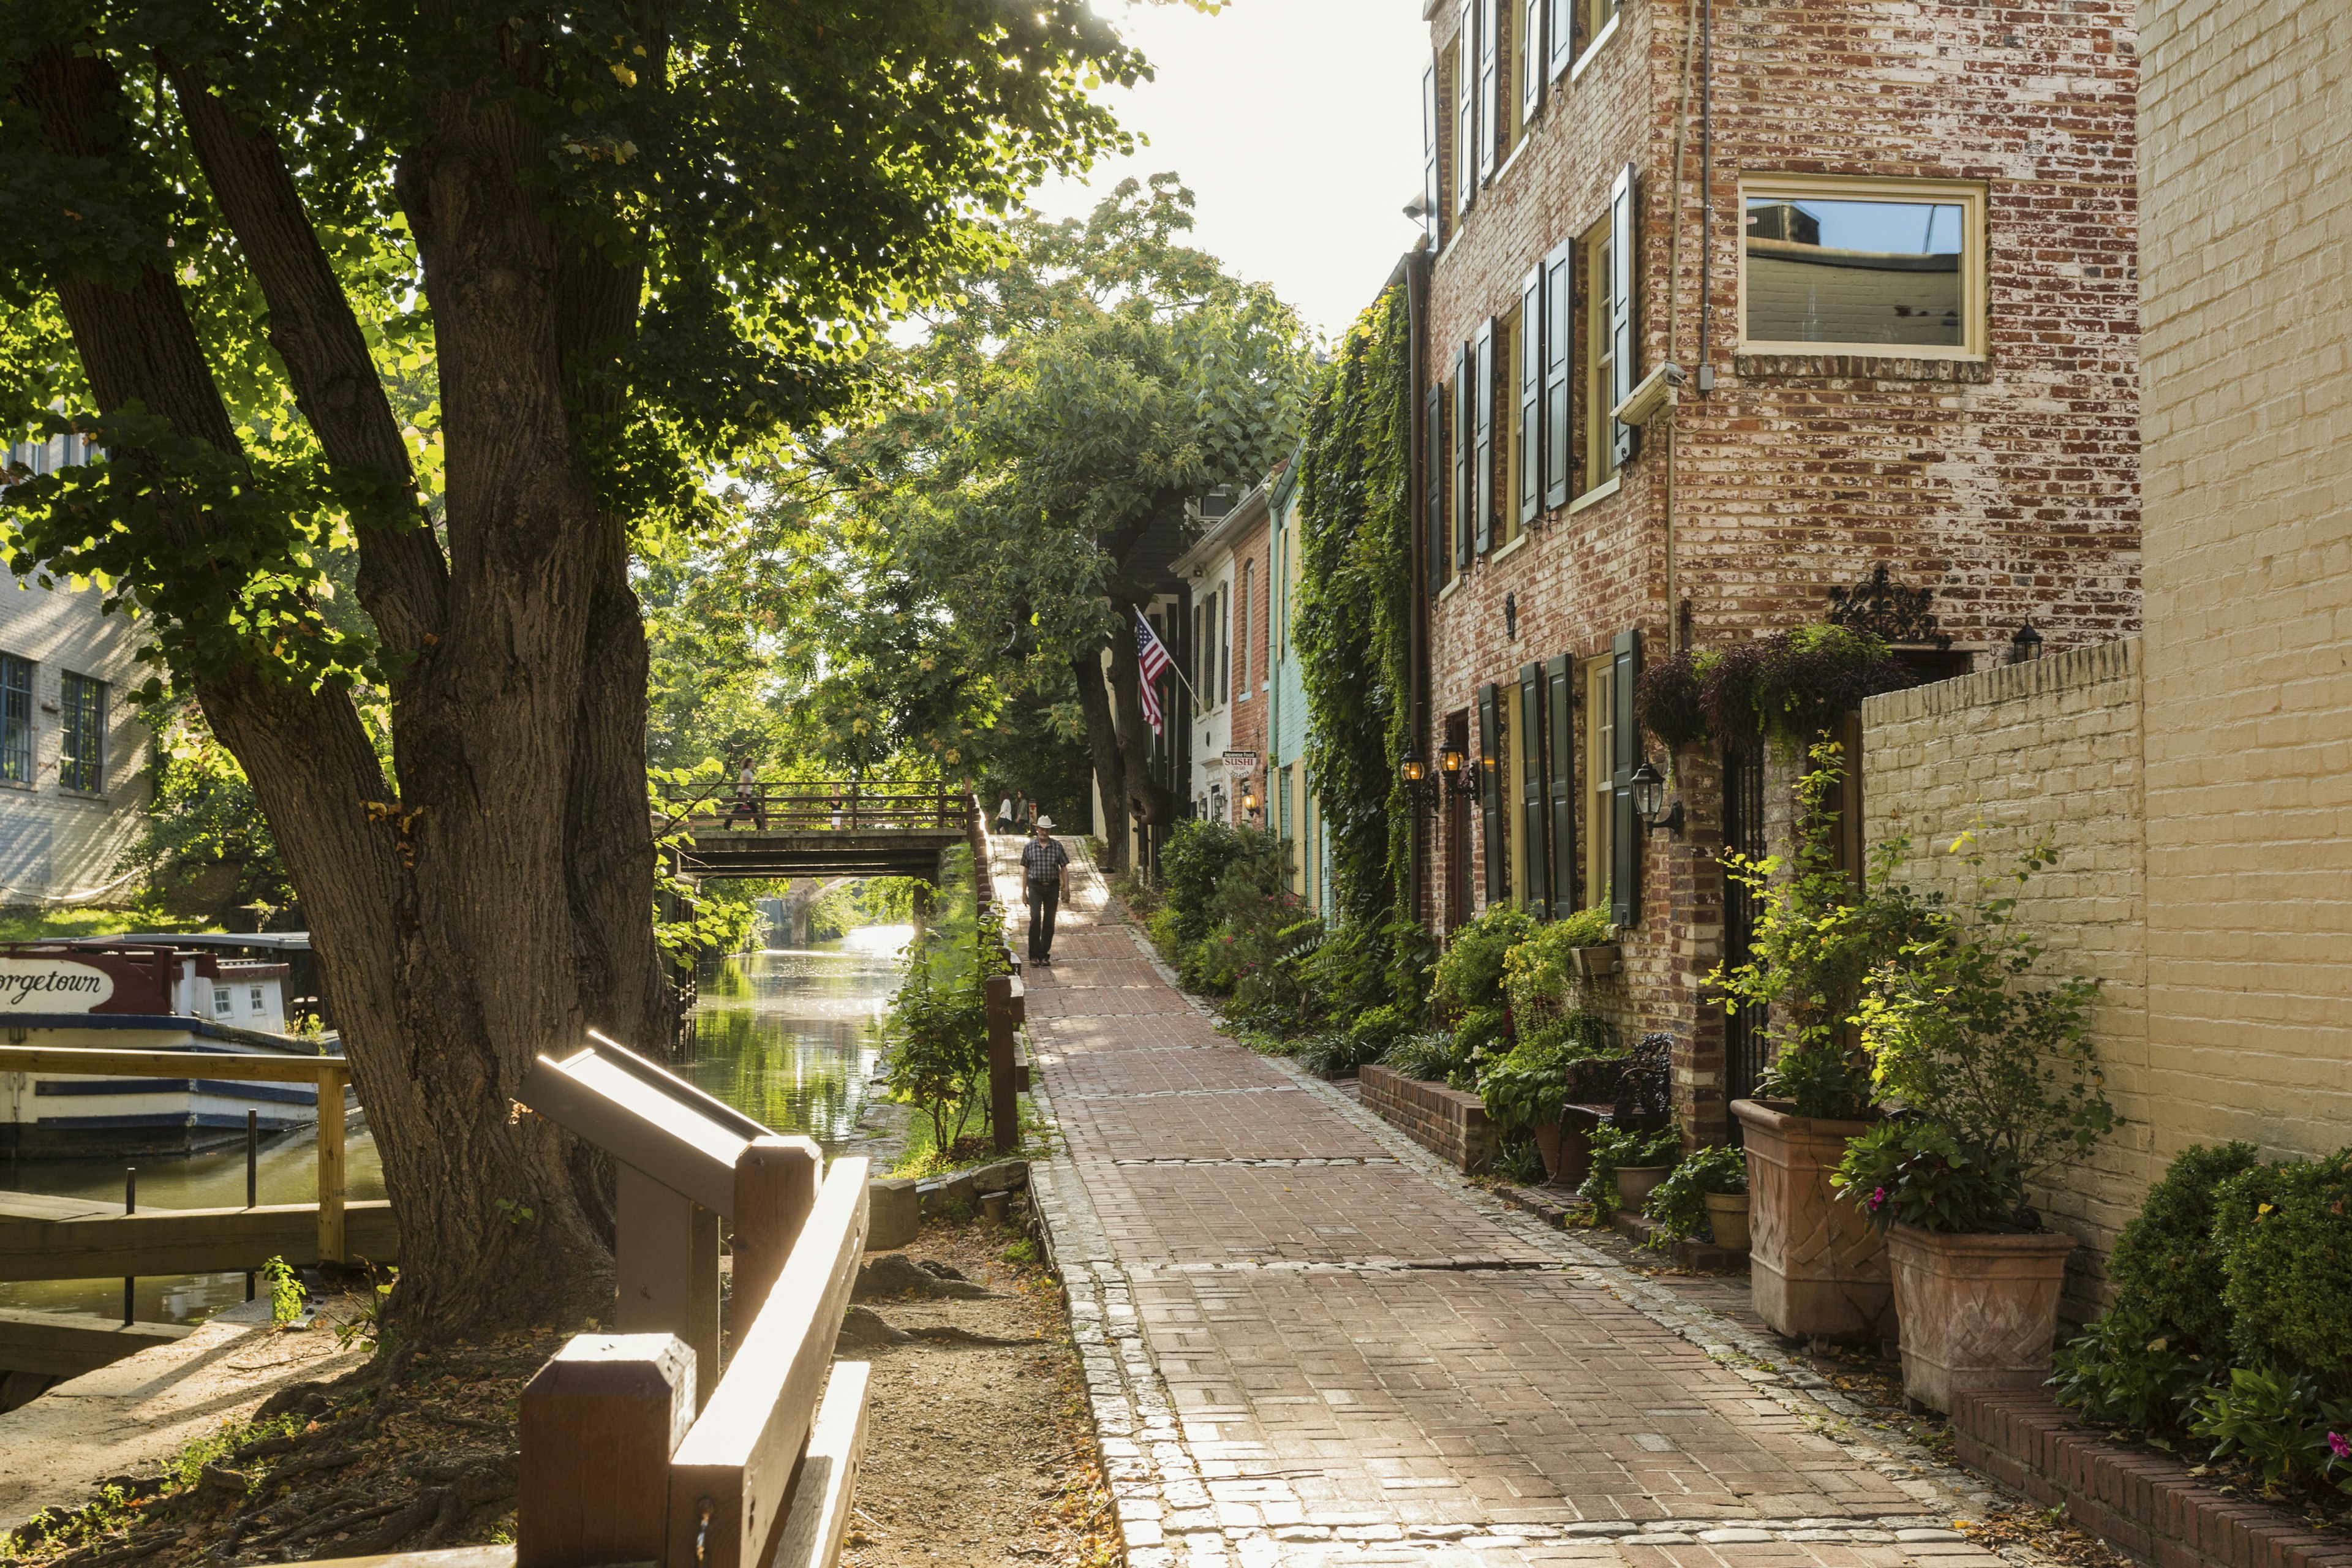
[1022,816,1071,966]
[997,791,1015,836]
[723,758,766,831]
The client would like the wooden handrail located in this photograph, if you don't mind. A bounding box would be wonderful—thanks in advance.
[666,1156,869,1568]
[0,1044,353,1263]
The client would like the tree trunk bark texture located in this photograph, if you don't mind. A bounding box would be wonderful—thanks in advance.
[1069,650,1127,873]
[23,48,668,1336]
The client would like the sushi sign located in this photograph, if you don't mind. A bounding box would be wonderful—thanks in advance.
[0,957,116,1012]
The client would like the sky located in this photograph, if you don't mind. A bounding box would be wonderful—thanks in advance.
[1027,1,1435,343]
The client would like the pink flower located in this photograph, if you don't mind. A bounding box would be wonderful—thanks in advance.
[2329,1432,2350,1461]
[1868,1186,1887,1212]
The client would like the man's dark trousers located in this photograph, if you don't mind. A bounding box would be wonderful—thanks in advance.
[1028,879,1060,963]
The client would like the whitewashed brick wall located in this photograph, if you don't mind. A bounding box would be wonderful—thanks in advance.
[0,579,153,907]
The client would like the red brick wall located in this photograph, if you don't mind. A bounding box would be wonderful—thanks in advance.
[1418,0,2140,1145]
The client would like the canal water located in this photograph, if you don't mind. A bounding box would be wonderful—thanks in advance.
[0,928,911,1325]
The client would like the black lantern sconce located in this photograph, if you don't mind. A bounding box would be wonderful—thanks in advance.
[2008,619,2044,665]
[1401,744,1480,816]
[1628,761,1684,838]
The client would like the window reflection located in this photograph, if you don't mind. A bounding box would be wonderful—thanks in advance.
[1744,197,1966,347]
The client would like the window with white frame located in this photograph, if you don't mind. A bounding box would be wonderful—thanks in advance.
[59,671,104,793]
[213,986,233,1018]
[250,986,267,1016]
[1741,176,1986,357]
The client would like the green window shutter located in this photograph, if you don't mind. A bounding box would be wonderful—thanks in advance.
[1545,654,1577,917]
[1425,382,1446,593]
[1477,682,1506,907]
[1542,239,1574,509]
[1473,320,1494,554]
[1518,662,1550,914]
[1518,265,1542,527]
[1610,628,1642,926]
[1608,163,1640,468]
[1476,0,1499,184]
[1452,343,1472,570]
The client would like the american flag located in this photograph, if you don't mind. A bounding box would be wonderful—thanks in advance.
[1135,611,1174,736]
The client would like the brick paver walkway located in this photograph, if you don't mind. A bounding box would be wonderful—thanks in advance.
[989,837,2021,1568]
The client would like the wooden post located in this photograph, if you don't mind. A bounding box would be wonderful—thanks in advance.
[315,1065,346,1266]
[984,975,1017,1155]
[614,1165,722,1411]
[518,1332,696,1568]
[730,1137,819,1330]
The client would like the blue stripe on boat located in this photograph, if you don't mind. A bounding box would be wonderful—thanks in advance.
[32,1078,318,1104]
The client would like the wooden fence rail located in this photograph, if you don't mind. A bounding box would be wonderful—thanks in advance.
[0,1044,356,1265]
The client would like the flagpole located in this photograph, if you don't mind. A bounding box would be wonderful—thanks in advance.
[1136,610,1206,714]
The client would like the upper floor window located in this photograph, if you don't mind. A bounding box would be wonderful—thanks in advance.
[250,985,267,1016]
[1740,176,1987,358]
[1237,560,1253,696]
[60,670,104,793]
[212,986,233,1018]
[0,654,30,783]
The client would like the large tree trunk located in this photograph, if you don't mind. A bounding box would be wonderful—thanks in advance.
[24,45,656,1337]
[1069,649,1128,873]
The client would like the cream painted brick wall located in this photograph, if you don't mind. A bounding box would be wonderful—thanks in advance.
[2138,0,2352,1169]
[1863,640,2147,1319]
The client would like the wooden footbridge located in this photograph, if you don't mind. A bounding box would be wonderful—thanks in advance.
[663,780,970,880]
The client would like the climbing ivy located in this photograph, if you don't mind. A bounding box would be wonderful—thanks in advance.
[1294,284,1414,933]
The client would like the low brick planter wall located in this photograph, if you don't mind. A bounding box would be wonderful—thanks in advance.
[1359,1065,1496,1172]
[1954,1392,2352,1568]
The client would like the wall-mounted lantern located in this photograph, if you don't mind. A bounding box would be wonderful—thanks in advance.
[1629,761,1685,838]
[2008,619,2044,664]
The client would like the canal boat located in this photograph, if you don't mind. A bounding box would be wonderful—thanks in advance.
[0,940,340,1159]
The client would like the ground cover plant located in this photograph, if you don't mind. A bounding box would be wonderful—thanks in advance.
[1643,1143,1748,1246]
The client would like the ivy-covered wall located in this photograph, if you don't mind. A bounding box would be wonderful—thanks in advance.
[1294,284,1413,932]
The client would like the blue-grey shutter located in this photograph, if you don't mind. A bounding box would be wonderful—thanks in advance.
[1518,662,1549,914]
[1543,240,1574,508]
[1545,654,1577,917]
[1520,0,1545,126]
[1473,320,1494,554]
[1548,0,1574,78]
[1609,163,1639,467]
[1477,682,1506,905]
[1422,59,1442,248]
[1455,4,1477,217]
[1425,383,1446,592]
[1476,0,1499,184]
[1518,265,1542,527]
[1610,628,1641,926]
[1452,343,1472,570]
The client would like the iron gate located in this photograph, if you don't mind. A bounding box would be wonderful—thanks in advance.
[1721,747,1770,1135]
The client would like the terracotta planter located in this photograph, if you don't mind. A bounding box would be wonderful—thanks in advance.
[1570,943,1621,979]
[1703,1191,1752,1252]
[1885,1223,2078,1413]
[1732,1098,1891,1341]
[1615,1164,1672,1208]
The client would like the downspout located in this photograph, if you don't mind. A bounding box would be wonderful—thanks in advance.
[1396,246,1430,926]
[1666,0,1702,656]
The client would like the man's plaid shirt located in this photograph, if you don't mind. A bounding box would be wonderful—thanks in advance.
[1020,837,1069,884]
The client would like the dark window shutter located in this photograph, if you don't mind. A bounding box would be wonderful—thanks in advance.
[1476,0,1499,183]
[1422,60,1442,247]
[1518,265,1542,526]
[1548,0,1574,78]
[1473,320,1494,554]
[1520,0,1545,125]
[1219,590,1231,704]
[1543,241,1574,509]
[1455,4,1477,216]
[1518,662,1549,914]
[1609,162,1640,467]
[1425,383,1446,593]
[1610,628,1642,926]
[1452,344,1472,570]
[1545,654,1577,916]
[1477,682,1506,906]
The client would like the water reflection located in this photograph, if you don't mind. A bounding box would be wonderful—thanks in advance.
[0,933,905,1326]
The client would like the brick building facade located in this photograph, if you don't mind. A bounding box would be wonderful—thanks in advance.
[1411,0,2141,1144]
[1174,480,1275,828]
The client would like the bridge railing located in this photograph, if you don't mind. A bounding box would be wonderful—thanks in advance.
[661,780,960,835]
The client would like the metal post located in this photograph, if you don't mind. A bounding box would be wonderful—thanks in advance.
[246,1109,259,1302]
[123,1167,135,1326]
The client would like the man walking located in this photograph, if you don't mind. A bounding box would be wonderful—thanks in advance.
[1022,815,1071,967]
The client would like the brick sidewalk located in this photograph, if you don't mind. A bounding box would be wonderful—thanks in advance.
[1000,839,2026,1568]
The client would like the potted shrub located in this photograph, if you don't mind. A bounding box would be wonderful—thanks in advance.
[1579,1123,1680,1215]
[1644,1143,1751,1251]
[1714,743,1935,1340]
[1475,1015,1618,1184]
[1833,833,2114,1412]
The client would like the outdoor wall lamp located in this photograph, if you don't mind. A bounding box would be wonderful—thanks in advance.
[1399,746,1439,815]
[1629,761,1685,838]
[1243,791,1259,816]
[2008,618,2044,664]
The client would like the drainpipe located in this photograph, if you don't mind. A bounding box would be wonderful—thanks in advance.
[1666,0,1703,656]
[1395,246,1431,925]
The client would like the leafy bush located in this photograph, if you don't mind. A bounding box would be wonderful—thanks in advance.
[2108,1142,2265,1355]
[1835,1118,2027,1234]
[1431,902,1536,1019]
[1578,1123,1681,1218]
[1477,1026,1620,1134]
[880,940,991,1150]
[1295,1031,1382,1079]
[2188,1366,2352,1497]
[1161,820,1268,943]
[1643,1143,1747,1244]
[1695,624,1916,755]
[2214,1152,2352,1392]
[1493,1137,1547,1185]
[1853,831,2113,1230]
[2049,1305,2215,1434]
[1447,1005,1513,1090]
[1709,742,1936,1118]
[1145,906,1184,963]
[1381,1031,1463,1082]
[1502,908,1618,1049]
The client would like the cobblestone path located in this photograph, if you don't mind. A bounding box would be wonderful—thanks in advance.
[992,838,2024,1568]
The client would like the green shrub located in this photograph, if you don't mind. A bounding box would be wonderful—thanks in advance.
[1145,905,1184,962]
[1447,1005,1512,1090]
[1431,903,1536,1019]
[1501,908,1616,1047]
[2187,1366,2352,1496]
[1344,998,1420,1062]
[1295,1031,1382,1079]
[1477,1030,1618,1134]
[2215,1152,2352,1392]
[1578,1123,1681,1218]
[2108,1142,2265,1355]
[880,938,990,1150]
[1381,1031,1461,1082]
[1643,1143,1747,1245]
[2049,1305,2214,1434]
[1834,1118,2022,1234]
[1161,820,1272,943]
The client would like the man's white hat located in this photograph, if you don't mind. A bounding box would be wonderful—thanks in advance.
[1036,815,1055,831]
